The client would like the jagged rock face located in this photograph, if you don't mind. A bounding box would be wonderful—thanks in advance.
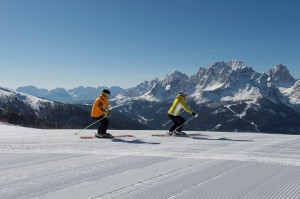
[119,70,190,101]
[293,80,300,90]
[267,64,295,85]
[282,80,300,108]
[115,60,294,106]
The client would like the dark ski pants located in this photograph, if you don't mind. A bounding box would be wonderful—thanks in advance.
[168,114,185,133]
[92,115,109,134]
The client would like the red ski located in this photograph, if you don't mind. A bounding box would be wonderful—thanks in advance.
[151,133,208,137]
[80,134,135,139]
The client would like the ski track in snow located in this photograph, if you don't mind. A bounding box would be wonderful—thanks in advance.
[225,103,260,132]
[1,124,300,199]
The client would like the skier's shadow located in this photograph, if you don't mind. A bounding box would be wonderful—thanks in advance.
[190,137,253,142]
[112,138,160,145]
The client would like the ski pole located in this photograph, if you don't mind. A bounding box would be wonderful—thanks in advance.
[162,120,171,127]
[171,115,195,134]
[162,110,185,126]
[74,116,108,135]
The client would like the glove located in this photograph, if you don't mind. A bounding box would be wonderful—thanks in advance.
[192,112,198,118]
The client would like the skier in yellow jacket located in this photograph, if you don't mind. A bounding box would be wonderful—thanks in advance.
[168,91,197,135]
[91,89,112,138]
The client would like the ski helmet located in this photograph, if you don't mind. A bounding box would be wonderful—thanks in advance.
[102,89,110,97]
[179,91,187,96]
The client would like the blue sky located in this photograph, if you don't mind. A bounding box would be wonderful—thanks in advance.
[1,0,299,90]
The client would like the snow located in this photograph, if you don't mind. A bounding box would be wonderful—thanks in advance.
[0,87,54,111]
[1,124,300,198]
[221,86,261,102]
[165,84,171,90]
[140,92,161,102]
[138,115,151,124]
[203,83,224,91]
[225,103,260,132]
[279,80,300,105]
[23,94,54,110]
[227,59,248,70]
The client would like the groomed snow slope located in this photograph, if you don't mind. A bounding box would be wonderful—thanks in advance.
[1,124,300,199]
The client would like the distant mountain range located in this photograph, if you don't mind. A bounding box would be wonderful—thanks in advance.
[109,60,300,134]
[2,60,300,134]
[0,87,149,130]
[16,86,124,104]
[0,87,91,129]
[115,60,299,106]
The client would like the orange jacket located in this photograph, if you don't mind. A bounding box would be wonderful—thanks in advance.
[91,95,109,117]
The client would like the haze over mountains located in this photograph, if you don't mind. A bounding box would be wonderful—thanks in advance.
[17,86,124,104]
[2,60,300,134]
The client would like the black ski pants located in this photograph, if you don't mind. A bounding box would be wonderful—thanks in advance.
[92,115,109,134]
[168,114,185,133]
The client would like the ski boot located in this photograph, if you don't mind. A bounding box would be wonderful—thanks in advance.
[95,133,113,138]
[167,131,173,136]
[174,131,186,136]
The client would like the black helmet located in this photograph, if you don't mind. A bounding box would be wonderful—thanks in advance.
[102,89,110,96]
[179,91,187,96]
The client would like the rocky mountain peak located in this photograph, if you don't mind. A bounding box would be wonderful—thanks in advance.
[162,70,188,81]
[226,59,247,70]
[293,80,300,90]
[208,61,229,75]
[267,64,295,85]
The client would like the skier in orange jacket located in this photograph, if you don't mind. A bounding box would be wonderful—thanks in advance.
[91,89,112,138]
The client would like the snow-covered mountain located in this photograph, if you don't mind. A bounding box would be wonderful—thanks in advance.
[116,70,190,102]
[110,60,300,134]
[115,60,297,106]
[267,64,295,86]
[17,60,298,109]
[266,64,300,111]
[0,87,92,128]
[0,87,149,130]
[6,60,300,134]
[17,86,124,104]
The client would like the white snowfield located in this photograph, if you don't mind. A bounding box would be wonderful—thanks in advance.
[1,124,300,199]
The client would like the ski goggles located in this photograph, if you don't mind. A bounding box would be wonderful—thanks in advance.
[102,92,110,97]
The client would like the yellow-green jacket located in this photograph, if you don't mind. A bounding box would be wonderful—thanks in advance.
[168,95,193,116]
